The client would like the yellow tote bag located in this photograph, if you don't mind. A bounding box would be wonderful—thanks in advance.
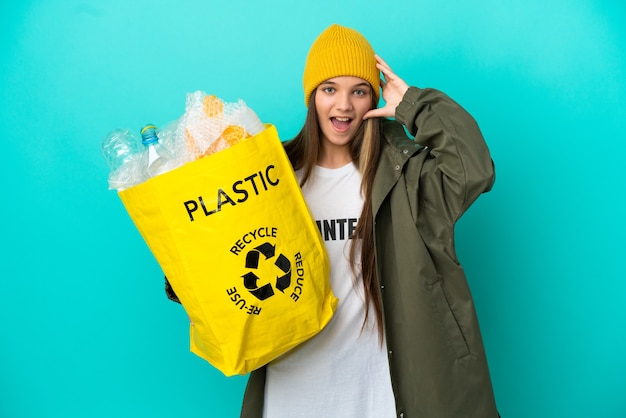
[118,125,337,376]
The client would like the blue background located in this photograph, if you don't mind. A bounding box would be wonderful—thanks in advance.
[1,0,625,417]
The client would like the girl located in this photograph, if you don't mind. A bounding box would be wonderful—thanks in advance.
[240,24,500,418]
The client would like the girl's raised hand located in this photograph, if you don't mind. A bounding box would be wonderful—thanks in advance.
[363,55,410,120]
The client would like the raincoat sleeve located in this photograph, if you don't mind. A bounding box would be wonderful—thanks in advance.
[395,87,495,223]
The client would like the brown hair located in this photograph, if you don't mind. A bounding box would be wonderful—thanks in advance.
[284,89,384,341]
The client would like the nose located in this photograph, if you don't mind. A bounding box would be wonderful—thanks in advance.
[335,91,354,111]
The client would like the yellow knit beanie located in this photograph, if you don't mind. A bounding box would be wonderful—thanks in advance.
[302,24,380,107]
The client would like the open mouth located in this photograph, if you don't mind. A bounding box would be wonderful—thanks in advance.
[331,117,352,132]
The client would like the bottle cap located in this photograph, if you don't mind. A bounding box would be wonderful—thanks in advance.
[140,124,159,145]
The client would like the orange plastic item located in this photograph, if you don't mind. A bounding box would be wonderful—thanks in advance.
[202,94,224,118]
[185,129,202,159]
[201,125,248,157]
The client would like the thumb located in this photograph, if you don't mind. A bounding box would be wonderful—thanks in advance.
[363,107,387,120]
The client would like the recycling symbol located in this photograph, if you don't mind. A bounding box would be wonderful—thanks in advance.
[242,242,291,301]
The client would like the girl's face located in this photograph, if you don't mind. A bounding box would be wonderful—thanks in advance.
[314,76,373,164]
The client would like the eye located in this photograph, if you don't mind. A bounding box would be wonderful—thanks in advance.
[353,88,370,96]
[322,87,335,94]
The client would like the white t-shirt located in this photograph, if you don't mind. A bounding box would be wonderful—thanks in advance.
[263,163,396,418]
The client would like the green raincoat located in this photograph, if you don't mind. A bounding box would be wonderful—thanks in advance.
[241,86,499,417]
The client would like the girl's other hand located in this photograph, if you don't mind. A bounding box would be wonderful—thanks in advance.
[363,55,410,120]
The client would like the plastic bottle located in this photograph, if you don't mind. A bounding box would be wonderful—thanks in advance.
[140,124,175,178]
[101,128,142,172]
[231,102,265,136]
[239,106,265,136]
[101,128,144,190]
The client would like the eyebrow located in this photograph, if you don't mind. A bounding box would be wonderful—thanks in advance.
[320,80,371,89]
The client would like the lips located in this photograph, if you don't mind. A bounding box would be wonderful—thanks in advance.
[331,117,352,132]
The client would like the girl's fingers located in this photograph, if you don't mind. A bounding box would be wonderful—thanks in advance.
[375,54,390,69]
[377,67,397,86]
[375,55,394,76]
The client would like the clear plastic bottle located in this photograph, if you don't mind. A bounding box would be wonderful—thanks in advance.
[239,106,265,136]
[230,102,265,136]
[101,128,145,190]
[140,124,175,178]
